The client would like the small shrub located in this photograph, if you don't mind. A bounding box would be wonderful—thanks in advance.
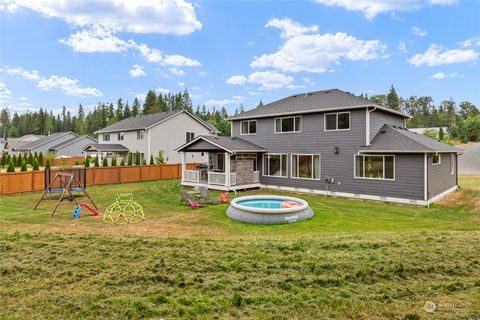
[120,159,125,166]
[38,152,44,166]
[135,151,140,166]
[127,152,133,165]
[155,150,165,164]
[28,152,33,165]
[149,155,154,165]
[20,160,27,172]
[84,157,90,167]
[111,157,117,166]
[45,159,51,170]
[94,157,99,167]
[13,154,19,167]
[33,158,39,170]
[7,159,15,172]
[102,157,108,167]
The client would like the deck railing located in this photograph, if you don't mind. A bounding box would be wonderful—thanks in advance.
[183,170,200,183]
[208,172,226,185]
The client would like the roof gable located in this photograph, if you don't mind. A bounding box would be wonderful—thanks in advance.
[176,135,266,153]
[18,132,78,150]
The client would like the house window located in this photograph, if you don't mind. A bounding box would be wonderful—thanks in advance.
[432,154,441,165]
[291,154,320,179]
[275,116,301,133]
[325,112,350,131]
[103,133,110,141]
[186,132,195,143]
[450,154,455,174]
[263,154,287,177]
[355,155,395,180]
[137,130,144,140]
[117,132,124,141]
[241,120,257,135]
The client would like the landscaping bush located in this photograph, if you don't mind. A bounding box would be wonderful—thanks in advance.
[20,159,27,172]
[6,158,15,172]
[38,152,44,166]
[0,151,6,167]
[102,157,108,167]
[32,158,39,170]
[13,154,18,167]
[27,152,33,165]
[84,157,90,168]
[150,155,154,165]
[120,159,125,166]
[45,159,51,170]
[94,157,99,167]
[155,150,165,164]
[135,151,141,165]
[128,152,133,166]
[111,157,117,166]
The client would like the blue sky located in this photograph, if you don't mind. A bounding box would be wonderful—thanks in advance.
[0,0,479,115]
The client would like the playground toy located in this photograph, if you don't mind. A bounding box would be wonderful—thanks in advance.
[73,203,102,219]
[103,193,144,224]
[34,170,97,216]
[220,193,229,203]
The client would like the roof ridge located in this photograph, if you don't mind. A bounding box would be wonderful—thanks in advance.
[383,124,435,150]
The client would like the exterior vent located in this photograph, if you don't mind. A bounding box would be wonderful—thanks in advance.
[381,130,386,134]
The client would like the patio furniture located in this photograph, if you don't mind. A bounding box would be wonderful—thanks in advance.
[180,190,207,206]
[198,186,221,204]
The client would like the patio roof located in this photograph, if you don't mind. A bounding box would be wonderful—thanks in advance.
[176,135,266,153]
[82,143,129,153]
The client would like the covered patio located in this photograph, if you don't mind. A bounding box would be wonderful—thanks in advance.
[82,143,129,164]
[176,135,265,191]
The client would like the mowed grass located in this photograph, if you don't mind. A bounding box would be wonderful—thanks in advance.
[1,231,479,319]
[0,175,479,318]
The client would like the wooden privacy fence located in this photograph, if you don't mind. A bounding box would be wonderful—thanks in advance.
[0,163,197,195]
[51,156,85,167]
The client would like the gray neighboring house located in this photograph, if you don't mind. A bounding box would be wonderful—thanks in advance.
[3,134,45,154]
[176,89,462,206]
[93,109,219,164]
[16,132,79,156]
[49,135,97,156]
[408,127,451,138]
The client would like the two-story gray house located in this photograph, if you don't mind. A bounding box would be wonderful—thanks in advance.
[176,89,462,206]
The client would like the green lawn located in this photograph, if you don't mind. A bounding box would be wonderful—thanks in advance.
[0,175,479,319]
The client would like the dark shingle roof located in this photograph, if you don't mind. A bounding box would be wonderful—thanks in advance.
[17,132,77,150]
[176,135,266,153]
[95,109,219,134]
[50,135,97,150]
[361,124,463,153]
[228,89,410,120]
[83,143,129,152]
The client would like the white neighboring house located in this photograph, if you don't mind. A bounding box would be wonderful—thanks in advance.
[408,127,451,138]
[88,109,219,164]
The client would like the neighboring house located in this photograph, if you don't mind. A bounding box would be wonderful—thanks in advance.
[409,127,451,138]
[16,132,78,156]
[49,135,97,156]
[3,134,45,153]
[176,89,462,206]
[93,109,219,164]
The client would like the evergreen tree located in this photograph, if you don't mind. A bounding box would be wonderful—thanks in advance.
[0,151,6,167]
[135,151,141,165]
[127,152,133,165]
[28,152,33,165]
[20,159,27,172]
[111,156,117,166]
[386,85,401,111]
[94,157,99,167]
[7,158,15,172]
[132,97,141,117]
[13,154,18,167]
[143,90,159,114]
[124,101,132,119]
[120,159,125,166]
[45,159,51,170]
[115,98,124,122]
[102,157,108,167]
[76,104,86,134]
[84,157,90,168]
[439,127,445,141]
[149,155,154,165]
[38,152,44,166]
[257,100,264,107]
[33,158,39,170]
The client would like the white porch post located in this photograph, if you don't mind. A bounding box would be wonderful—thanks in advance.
[181,152,187,182]
[224,152,230,187]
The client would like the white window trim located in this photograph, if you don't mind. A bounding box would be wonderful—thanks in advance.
[103,133,110,141]
[117,132,124,141]
[291,154,321,180]
[137,130,144,140]
[240,120,257,135]
[324,111,351,131]
[450,154,455,175]
[262,153,288,178]
[186,131,195,143]
[274,116,302,134]
[432,154,441,165]
[354,154,395,181]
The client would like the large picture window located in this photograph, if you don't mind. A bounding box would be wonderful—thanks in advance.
[291,154,321,179]
[325,112,350,131]
[241,120,257,135]
[355,155,394,180]
[275,116,301,133]
[263,154,287,177]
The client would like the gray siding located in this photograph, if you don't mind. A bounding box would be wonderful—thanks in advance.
[369,109,404,142]
[233,109,425,200]
[428,153,457,198]
[55,137,96,156]
[31,133,77,155]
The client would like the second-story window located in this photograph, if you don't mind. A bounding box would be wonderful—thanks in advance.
[103,133,110,141]
[275,116,301,133]
[117,132,124,141]
[241,120,257,135]
[186,132,195,143]
[325,112,350,131]
[137,130,144,140]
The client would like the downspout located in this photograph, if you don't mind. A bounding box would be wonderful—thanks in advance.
[366,107,377,146]
[424,153,429,207]
[147,129,151,162]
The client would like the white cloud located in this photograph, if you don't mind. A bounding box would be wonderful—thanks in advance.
[429,72,460,79]
[315,0,458,20]
[132,42,201,67]
[134,43,163,63]
[169,67,185,75]
[177,82,185,87]
[37,75,103,97]
[460,36,480,48]
[265,18,319,39]
[247,71,295,90]
[4,67,41,81]
[408,44,478,66]
[247,41,255,46]
[411,26,428,37]
[251,18,385,73]
[156,87,169,94]
[205,95,245,106]
[0,82,12,103]
[248,91,260,96]
[135,93,146,101]
[163,55,201,67]
[4,0,201,35]
[20,96,28,101]
[129,64,146,77]
[397,41,408,53]
[60,27,131,53]
[226,75,247,85]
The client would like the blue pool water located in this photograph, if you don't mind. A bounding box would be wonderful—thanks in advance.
[236,198,300,209]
